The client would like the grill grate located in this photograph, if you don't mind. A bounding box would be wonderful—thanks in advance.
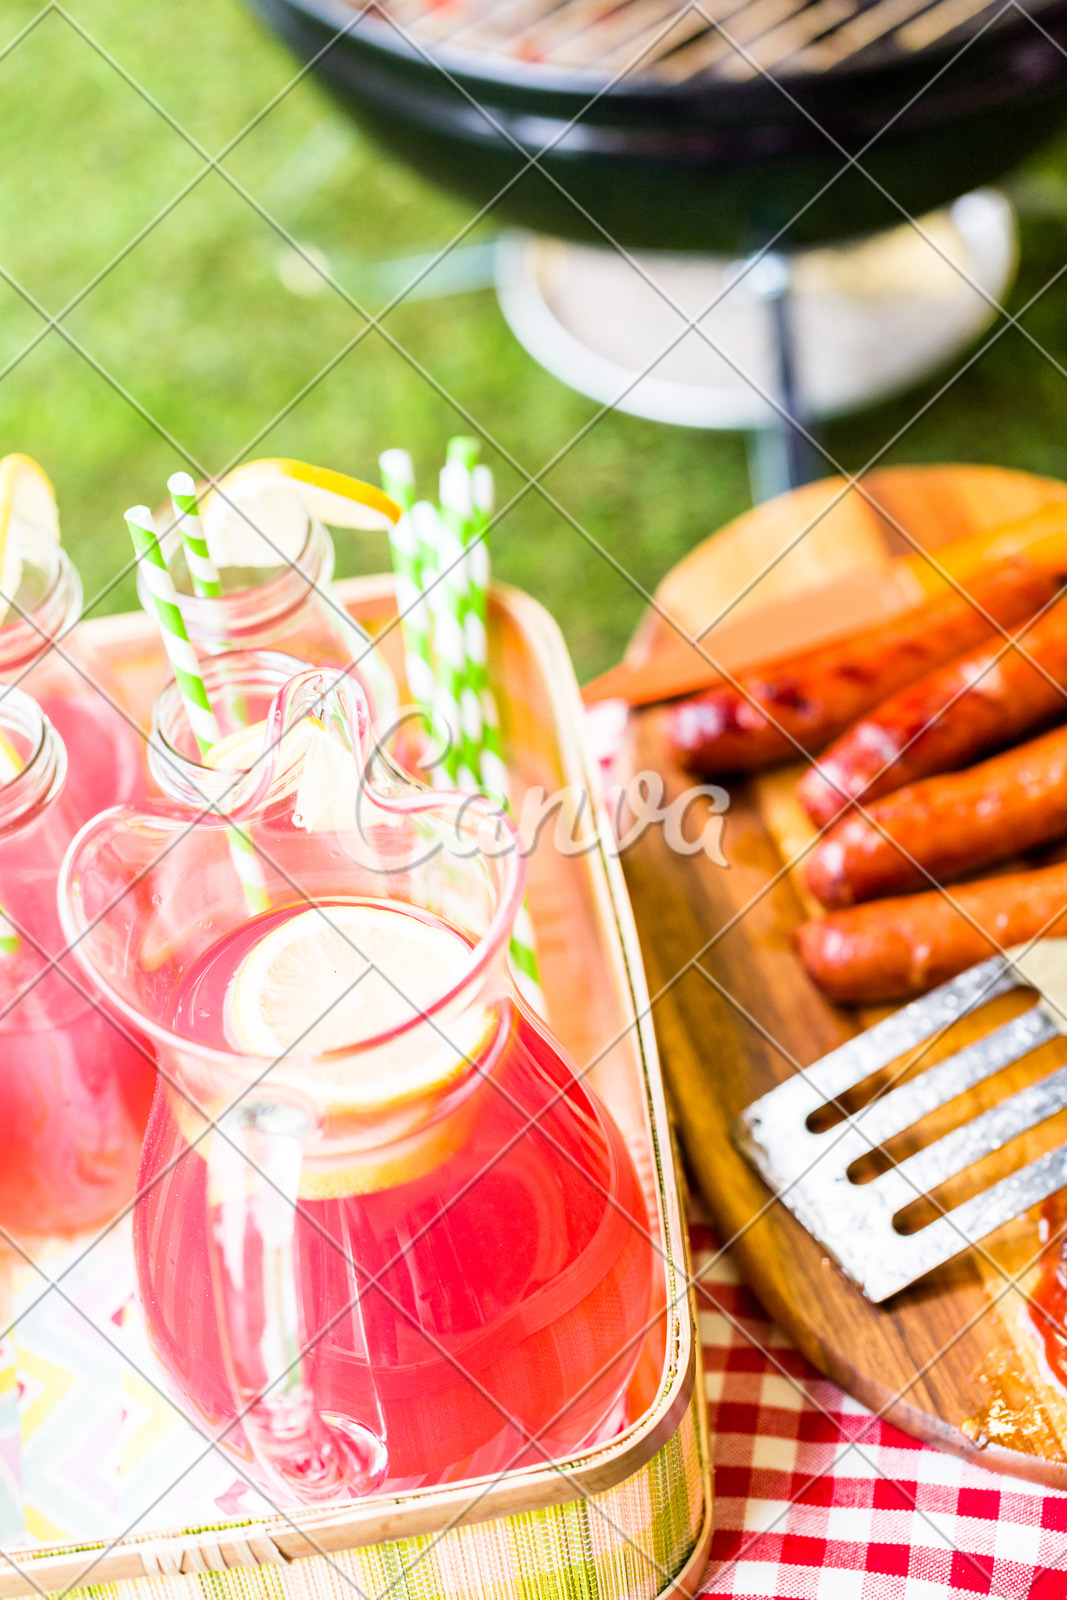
[369,0,1054,82]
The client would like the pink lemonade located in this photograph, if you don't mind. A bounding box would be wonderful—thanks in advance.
[2,520,145,820]
[0,691,154,1239]
[33,682,144,819]
[134,899,654,1490]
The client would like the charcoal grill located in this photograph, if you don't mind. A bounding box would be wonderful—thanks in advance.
[249,0,1067,253]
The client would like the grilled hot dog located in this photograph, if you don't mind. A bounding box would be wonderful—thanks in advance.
[668,558,1063,775]
[796,861,1067,1004]
[798,594,1067,828]
[804,725,1067,908]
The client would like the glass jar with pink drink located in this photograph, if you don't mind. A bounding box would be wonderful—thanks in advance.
[0,686,155,1240]
[60,665,655,1503]
[2,518,145,820]
[150,485,397,724]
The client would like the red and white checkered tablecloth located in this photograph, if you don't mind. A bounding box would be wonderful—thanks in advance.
[688,1208,1067,1599]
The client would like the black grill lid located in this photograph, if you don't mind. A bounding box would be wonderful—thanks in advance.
[364,0,1065,83]
[250,0,1067,250]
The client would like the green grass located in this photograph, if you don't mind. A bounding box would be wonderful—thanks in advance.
[5,0,1067,679]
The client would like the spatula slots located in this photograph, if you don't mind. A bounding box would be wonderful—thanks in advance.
[733,942,1067,1302]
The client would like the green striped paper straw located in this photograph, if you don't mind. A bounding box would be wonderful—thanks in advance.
[127,507,221,758]
[447,436,480,471]
[412,489,441,606]
[379,450,435,715]
[127,507,269,920]
[417,500,477,790]
[0,732,19,956]
[442,450,543,1011]
[168,472,221,599]
[443,452,504,803]
[224,820,270,916]
[439,458,484,789]
[469,463,509,809]
[170,471,251,729]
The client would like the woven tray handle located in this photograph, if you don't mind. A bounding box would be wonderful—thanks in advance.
[207,1101,389,1501]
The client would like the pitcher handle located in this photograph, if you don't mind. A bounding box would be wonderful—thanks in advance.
[206,1100,388,1501]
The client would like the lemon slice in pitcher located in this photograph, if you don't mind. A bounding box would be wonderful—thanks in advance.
[201,459,400,569]
[226,903,475,1094]
[0,455,60,625]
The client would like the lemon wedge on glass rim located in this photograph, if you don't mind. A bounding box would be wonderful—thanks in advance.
[0,455,60,626]
[202,713,357,834]
[200,459,399,570]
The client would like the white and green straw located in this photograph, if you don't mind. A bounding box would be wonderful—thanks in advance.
[379,445,543,1011]
[442,443,494,793]
[127,505,268,917]
[468,463,509,809]
[379,450,435,714]
[440,446,500,805]
[127,507,221,758]
[418,499,478,790]
[439,456,485,791]
[170,469,253,729]
[168,472,221,599]
[443,445,544,1011]
[225,825,270,915]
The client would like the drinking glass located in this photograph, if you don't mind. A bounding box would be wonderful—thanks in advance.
[2,520,145,819]
[0,686,155,1238]
[60,667,654,1504]
[148,647,308,803]
[145,506,396,721]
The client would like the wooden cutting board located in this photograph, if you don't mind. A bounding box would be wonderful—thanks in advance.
[620,463,1067,1487]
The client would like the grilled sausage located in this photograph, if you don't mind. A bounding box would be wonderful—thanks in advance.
[796,861,1067,1004]
[799,597,1067,827]
[667,559,1064,775]
[804,725,1067,908]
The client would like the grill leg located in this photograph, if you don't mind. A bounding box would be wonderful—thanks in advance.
[745,252,820,500]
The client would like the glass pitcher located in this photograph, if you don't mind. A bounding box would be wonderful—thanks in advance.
[0,685,155,1239]
[59,667,654,1504]
[2,520,145,818]
[147,499,396,724]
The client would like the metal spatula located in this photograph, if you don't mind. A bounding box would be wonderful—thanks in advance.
[733,940,1067,1302]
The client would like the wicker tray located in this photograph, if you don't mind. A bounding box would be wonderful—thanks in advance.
[0,576,712,1600]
